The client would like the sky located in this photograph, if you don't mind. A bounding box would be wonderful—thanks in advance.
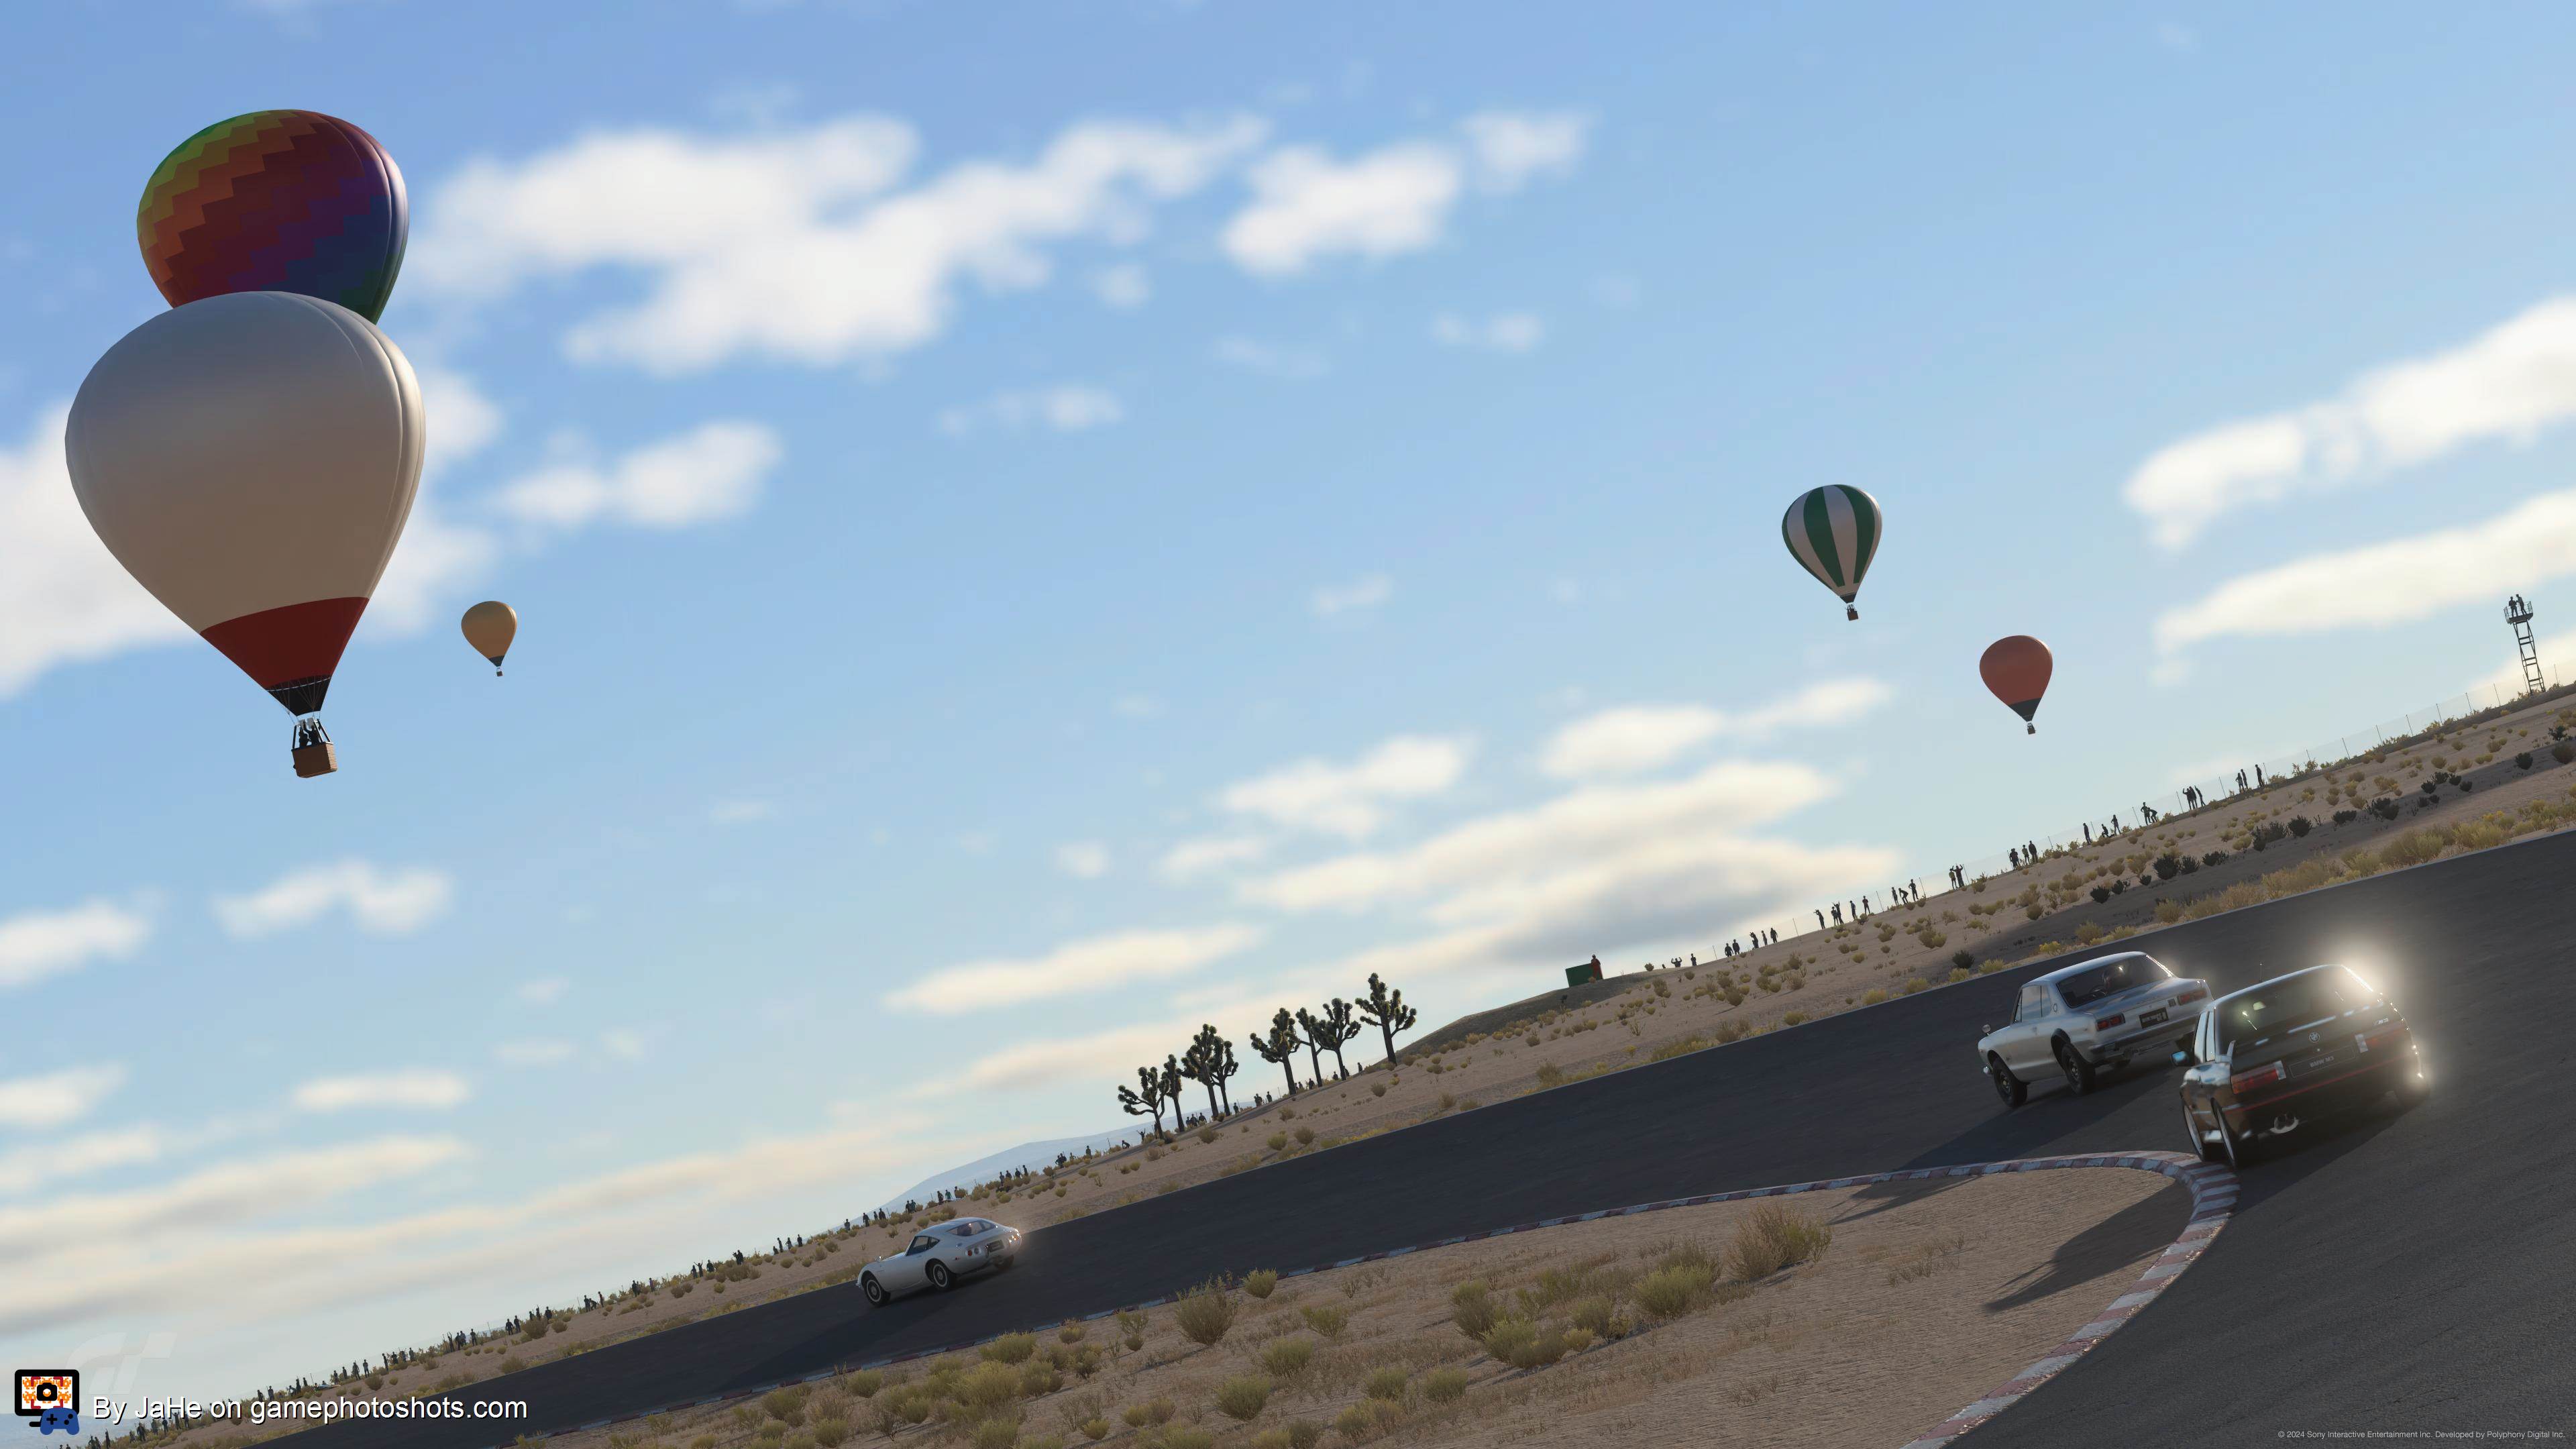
[9,0,2576,1403]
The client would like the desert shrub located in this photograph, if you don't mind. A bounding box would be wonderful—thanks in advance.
[1483,1318,1566,1369]
[1244,1269,1279,1299]
[1196,1125,1220,1144]
[1294,1125,1319,1147]
[1951,949,1974,971]
[1018,1361,1061,1397]
[1726,1201,1833,1281]
[1862,987,1889,1005]
[843,1371,883,1399]
[1267,1132,1289,1151]
[2519,752,2535,769]
[1076,1419,1109,1442]
[1158,1432,1214,1449]
[1450,1280,1497,1340]
[1297,1302,1349,1339]
[1634,1260,1715,1318]
[968,1419,1020,1449]
[1370,1083,1389,1097]
[1535,1062,1568,1089]
[2089,885,2110,904]
[1783,1010,1809,1024]
[1258,1336,1316,1379]
[1175,1279,1238,1346]
[764,1387,812,1425]
[1364,1366,1411,1400]
[1056,1324,1087,1345]
[2155,898,2183,924]
[1332,1404,1380,1441]
[983,1334,1038,1365]
[1422,1367,1470,1404]
[2288,815,2313,837]
[1122,1397,1175,1428]
[1902,977,1929,994]
[810,1417,849,1448]
[2555,741,2574,764]
[2202,851,2229,867]
[2023,903,2044,920]
[1214,1376,1273,1421]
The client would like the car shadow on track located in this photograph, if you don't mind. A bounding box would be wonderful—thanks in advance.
[1982,1186,2192,1313]
[1833,1069,2182,1228]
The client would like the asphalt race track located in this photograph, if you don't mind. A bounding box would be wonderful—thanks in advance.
[294,830,2576,1449]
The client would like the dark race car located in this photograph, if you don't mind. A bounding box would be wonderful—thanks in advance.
[2180,963,2428,1169]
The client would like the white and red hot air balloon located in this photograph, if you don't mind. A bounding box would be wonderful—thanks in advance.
[66,290,425,777]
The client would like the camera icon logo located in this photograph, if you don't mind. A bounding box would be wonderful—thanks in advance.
[13,1372,78,1436]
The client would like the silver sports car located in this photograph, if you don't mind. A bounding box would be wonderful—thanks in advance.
[858,1217,1022,1305]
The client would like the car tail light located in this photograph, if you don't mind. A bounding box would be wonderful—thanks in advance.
[2095,1014,2125,1031]
[2230,1062,2286,1093]
[2359,1023,2410,1050]
[2174,988,2207,1005]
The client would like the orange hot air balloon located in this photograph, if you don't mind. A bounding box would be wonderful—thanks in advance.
[461,601,517,676]
[1980,636,2053,735]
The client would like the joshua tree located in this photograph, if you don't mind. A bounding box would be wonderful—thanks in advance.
[1314,997,1363,1079]
[1159,1055,1187,1125]
[1294,1006,1330,1084]
[1118,1065,1169,1140]
[1250,1008,1304,1097]
[1211,1033,1242,1114]
[1358,973,1419,1067]
[1178,1032,1222,1120]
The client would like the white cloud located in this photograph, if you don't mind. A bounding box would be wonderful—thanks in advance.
[417,114,1266,374]
[366,366,508,631]
[0,1123,172,1197]
[2125,296,2576,547]
[600,1027,658,1062]
[710,798,777,825]
[492,1039,575,1067]
[0,405,191,697]
[1458,110,1591,191]
[0,1119,929,1342]
[1157,835,1268,882]
[1223,142,1462,274]
[1054,841,1112,879]
[938,384,1124,437]
[2153,488,2576,654]
[0,1065,128,1130]
[1219,733,1470,839]
[1431,312,1544,354]
[1540,680,1893,780]
[0,1135,466,1261]
[1092,263,1151,308]
[211,861,454,941]
[1310,573,1393,618]
[0,900,152,991]
[1214,335,1330,380]
[290,1071,471,1114]
[1222,111,1586,276]
[515,977,570,1005]
[494,421,782,531]
[1243,757,1840,914]
[886,924,1262,1014]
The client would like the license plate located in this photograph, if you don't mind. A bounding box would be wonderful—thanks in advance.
[2139,1007,2169,1028]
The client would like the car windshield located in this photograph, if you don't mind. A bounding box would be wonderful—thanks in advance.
[2214,969,2374,1052]
[2054,955,2168,1008]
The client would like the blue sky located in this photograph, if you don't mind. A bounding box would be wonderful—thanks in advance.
[9,0,2576,1401]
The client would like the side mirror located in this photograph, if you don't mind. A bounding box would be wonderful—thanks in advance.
[1981,1025,1992,1035]
[2171,1051,2188,1065]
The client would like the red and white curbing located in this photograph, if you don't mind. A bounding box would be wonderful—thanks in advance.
[545,1150,2234,1446]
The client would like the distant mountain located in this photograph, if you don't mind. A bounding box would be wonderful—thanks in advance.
[872,1126,1137,1214]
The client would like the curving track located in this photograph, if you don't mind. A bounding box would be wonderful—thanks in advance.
[294,830,2576,1449]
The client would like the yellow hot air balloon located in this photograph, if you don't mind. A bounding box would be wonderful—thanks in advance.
[462,601,517,676]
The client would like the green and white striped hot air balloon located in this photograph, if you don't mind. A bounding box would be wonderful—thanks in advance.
[1781,485,1883,621]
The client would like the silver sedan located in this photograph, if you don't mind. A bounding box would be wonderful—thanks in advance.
[859,1217,1022,1305]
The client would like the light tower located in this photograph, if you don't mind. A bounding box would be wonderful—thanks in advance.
[2506,594,2545,694]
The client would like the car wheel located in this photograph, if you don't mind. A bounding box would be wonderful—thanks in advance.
[860,1274,888,1307]
[926,1259,953,1291]
[2053,1037,2097,1095]
[2215,1109,2253,1171]
[2184,1102,2218,1163]
[1988,1054,2027,1110]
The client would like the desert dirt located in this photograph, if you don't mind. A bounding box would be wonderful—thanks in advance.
[140,690,2574,1436]
[530,1165,2187,1449]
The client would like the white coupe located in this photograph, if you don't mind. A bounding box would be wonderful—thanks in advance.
[1980,951,2212,1107]
[858,1217,1022,1305]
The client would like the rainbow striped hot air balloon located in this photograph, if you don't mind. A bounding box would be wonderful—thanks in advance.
[1781,486,1883,621]
[138,110,409,323]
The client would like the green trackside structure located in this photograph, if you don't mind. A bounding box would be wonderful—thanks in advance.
[1566,959,1603,988]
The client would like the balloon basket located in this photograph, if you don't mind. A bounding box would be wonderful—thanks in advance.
[2026,724,2036,736]
[292,718,337,778]
[1845,604,1858,621]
